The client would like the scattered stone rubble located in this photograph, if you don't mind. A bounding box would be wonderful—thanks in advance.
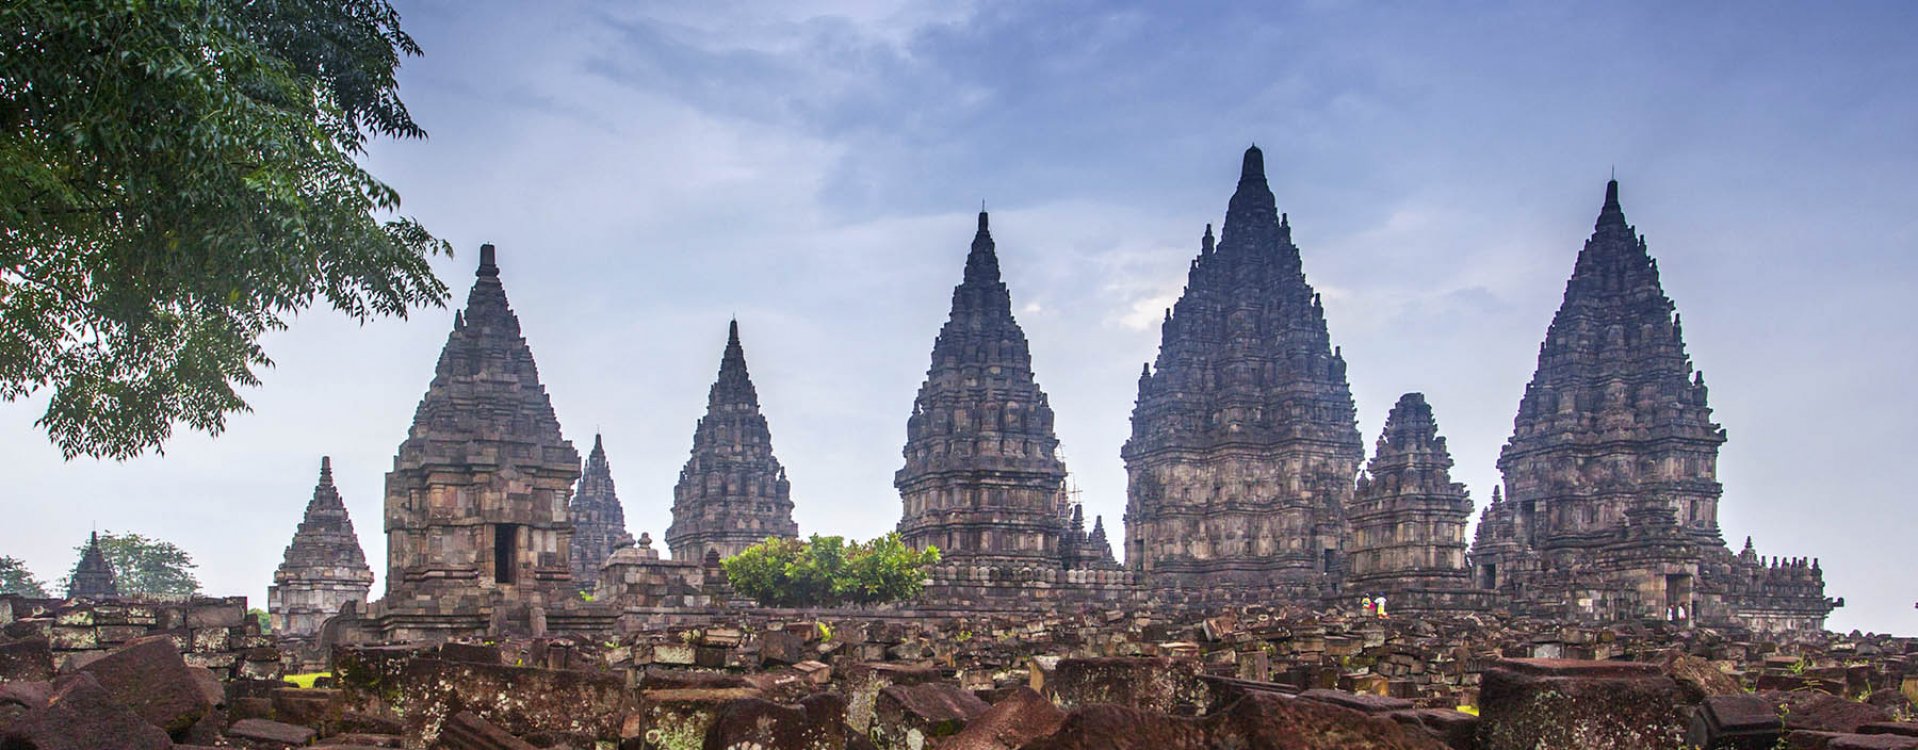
[9,593,1911,749]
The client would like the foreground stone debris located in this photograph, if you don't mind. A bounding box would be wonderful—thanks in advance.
[4,594,1916,749]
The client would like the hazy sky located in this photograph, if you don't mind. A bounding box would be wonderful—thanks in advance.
[6,1,1915,634]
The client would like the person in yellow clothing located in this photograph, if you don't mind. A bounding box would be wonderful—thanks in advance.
[1361,596,1375,618]
[1375,594,1389,619]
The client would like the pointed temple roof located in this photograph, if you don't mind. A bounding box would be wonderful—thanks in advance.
[274,457,373,584]
[1503,180,1720,458]
[570,433,634,589]
[383,244,581,602]
[68,531,118,600]
[400,244,573,456]
[666,320,798,561]
[896,211,1070,565]
[1128,145,1359,453]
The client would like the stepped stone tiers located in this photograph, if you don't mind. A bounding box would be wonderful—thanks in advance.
[1347,394,1491,613]
[1123,146,1365,597]
[1468,181,1835,632]
[268,457,375,638]
[67,531,118,600]
[569,434,634,592]
[372,245,605,640]
[896,211,1084,569]
[665,321,799,562]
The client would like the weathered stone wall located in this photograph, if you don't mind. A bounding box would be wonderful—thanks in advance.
[0,594,280,681]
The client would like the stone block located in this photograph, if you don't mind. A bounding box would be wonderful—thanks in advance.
[1688,693,1783,749]
[872,682,991,750]
[703,693,847,750]
[946,686,1066,750]
[1478,659,1688,750]
[0,672,170,750]
[229,717,319,746]
[393,658,635,746]
[0,636,54,682]
[1043,656,1209,715]
[435,711,538,750]
[187,600,247,629]
[80,634,214,734]
[638,687,763,750]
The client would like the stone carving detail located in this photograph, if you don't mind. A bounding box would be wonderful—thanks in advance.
[269,456,374,638]
[896,212,1082,568]
[379,244,583,637]
[1469,181,1833,630]
[569,434,633,592]
[67,530,118,600]
[1122,146,1364,595]
[666,321,799,562]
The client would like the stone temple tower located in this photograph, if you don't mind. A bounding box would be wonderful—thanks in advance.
[568,434,633,593]
[1122,146,1364,597]
[269,456,374,638]
[896,211,1074,568]
[1469,180,1832,630]
[666,320,799,562]
[1346,394,1484,612]
[68,531,118,600]
[380,245,582,637]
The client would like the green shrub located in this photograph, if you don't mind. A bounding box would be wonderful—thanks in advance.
[723,533,939,607]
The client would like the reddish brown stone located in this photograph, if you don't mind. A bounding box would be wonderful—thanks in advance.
[0,672,171,750]
[1784,692,1894,734]
[1478,658,1688,750]
[1021,703,1208,750]
[701,692,846,750]
[0,636,54,682]
[945,687,1067,750]
[80,634,214,733]
[434,711,537,750]
[872,682,990,749]
[229,717,319,746]
[1204,693,1449,750]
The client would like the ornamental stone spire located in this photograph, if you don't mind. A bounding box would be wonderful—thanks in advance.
[381,244,582,628]
[1468,180,1832,630]
[666,320,799,562]
[269,456,374,638]
[1122,146,1363,596]
[1498,179,1724,552]
[896,211,1073,567]
[569,434,633,591]
[68,531,117,600]
[1347,394,1479,610]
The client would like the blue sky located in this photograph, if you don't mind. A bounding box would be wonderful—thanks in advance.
[5,1,1915,633]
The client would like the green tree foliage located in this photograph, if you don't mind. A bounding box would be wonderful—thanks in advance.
[247,607,270,633]
[67,531,201,597]
[722,533,940,608]
[0,556,49,597]
[1,0,450,459]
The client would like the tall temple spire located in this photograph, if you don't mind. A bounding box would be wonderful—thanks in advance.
[897,211,1070,568]
[382,244,582,621]
[1122,146,1362,596]
[270,456,374,638]
[68,530,118,600]
[1467,179,1829,631]
[570,432,634,591]
[667,320,798,562]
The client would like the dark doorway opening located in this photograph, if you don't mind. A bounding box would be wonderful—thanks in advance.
[1480,563,1498,590]
[494,524,519,584]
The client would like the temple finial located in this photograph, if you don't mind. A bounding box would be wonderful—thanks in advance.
[1201,224,1215,255]
[478,243,499,277]
[977,208,989,234]
[319,456,333,482]
[1240,144,1265,183]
